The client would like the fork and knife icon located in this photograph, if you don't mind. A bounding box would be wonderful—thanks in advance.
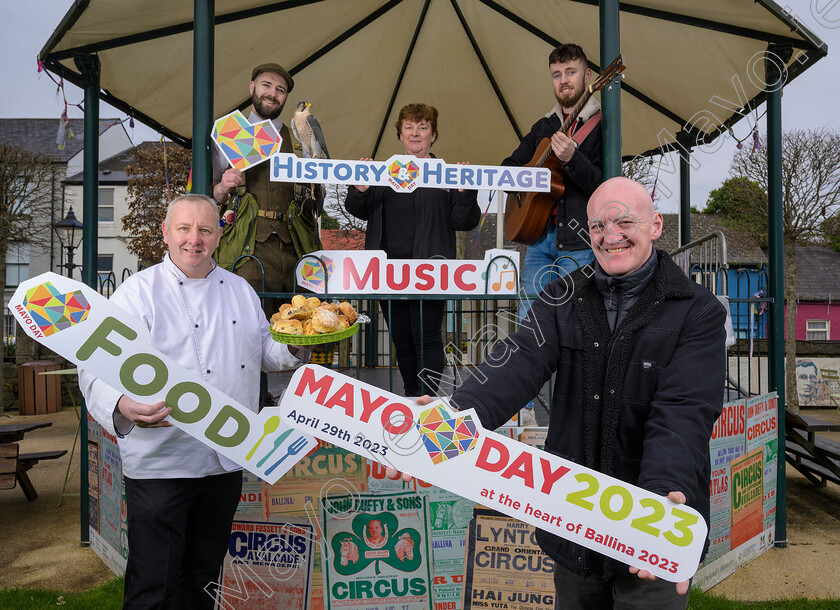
[247,415,309,475]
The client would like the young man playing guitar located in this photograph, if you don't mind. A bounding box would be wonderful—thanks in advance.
[503,43,603,426]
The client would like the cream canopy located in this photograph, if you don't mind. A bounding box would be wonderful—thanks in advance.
[40,0,826,165]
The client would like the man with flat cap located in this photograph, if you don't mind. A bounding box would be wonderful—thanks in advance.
[211,63,322,316]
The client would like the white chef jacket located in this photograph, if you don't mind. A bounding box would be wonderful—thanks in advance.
[79,254,303,479]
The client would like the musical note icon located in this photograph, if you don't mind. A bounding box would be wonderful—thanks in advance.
[492,269,516,291]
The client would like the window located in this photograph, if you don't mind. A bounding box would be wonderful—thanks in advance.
[806,320,829,341]
[98,188,115,222]
[4,314,16,338]
[5,242,30,287]
[97,254,114,286]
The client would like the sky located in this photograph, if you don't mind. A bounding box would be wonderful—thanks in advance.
[2,0,839,215]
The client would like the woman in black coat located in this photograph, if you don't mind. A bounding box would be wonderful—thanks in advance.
[345,103,480,395]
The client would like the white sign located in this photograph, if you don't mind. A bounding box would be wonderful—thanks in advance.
[270,153,551,193]
[8,273,314,484]
[295,249,519,295]
[279,365,709,583]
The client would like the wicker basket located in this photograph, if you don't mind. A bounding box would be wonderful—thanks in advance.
[269,323,359,345]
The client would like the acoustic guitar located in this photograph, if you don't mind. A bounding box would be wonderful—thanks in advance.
[504,55,626,245]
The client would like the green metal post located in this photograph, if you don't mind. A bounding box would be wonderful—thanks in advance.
[678,133,691,247]
[599,0,621,178]
[74,53,100,546]
[192,0,214,195]
[766,44,792,548]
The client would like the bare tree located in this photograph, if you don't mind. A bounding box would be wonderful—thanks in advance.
[622,155,659,204]
[319,183,369,249]
[0,143,58,415]
[727,127,840,412]
[123,142,191,265]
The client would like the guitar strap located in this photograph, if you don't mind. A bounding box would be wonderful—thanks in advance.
[570,111,602,146]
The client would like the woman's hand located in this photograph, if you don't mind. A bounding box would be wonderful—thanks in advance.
[455,161,470,192]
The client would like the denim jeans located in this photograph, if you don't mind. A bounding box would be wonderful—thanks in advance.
[517,224,595,414]
[518,224,595,318]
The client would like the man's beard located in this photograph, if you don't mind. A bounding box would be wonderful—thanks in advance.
[252,93,283,120]
[556,86,584,109]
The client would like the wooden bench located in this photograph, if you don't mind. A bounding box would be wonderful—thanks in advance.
[786,442,840,487]
[785,410,840,487]
[0,443,67,501]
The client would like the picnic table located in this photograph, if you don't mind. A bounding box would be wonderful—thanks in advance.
[0,422,67,501]
[785,410,840,487]
[0,422,53,443]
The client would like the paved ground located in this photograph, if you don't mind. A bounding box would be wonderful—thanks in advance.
[1,395,838,601]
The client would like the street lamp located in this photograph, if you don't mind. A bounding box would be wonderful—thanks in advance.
[54,206,84,277]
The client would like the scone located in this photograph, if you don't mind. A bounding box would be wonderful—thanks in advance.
[273,319,304,335]
[287,306,314,321]
[338,301,358,324]
[319,301,339,314]
[306,296,322,309]
[291,294,307,308]
[311,308,340,333]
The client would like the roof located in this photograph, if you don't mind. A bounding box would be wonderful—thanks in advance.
[795,245,840,301]
[0,118,122,162]
[64,140,179,184]
[37,1,827,162]
[321,229,366,250]
[659,213,766,265]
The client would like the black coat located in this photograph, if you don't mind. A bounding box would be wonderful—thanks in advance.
[344,185,480,259]
[451,252,726,577]
[502,111,602,251]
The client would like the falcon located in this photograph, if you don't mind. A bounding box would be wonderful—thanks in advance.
[291,101,329,159]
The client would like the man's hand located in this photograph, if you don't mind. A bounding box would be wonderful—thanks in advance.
[117,395,172,428]
[213,168,243,202]
[287,344,313,362]
[550,131,577,163]
[385,395,435,482]
[628,491,691,595]
[352,158,373,192]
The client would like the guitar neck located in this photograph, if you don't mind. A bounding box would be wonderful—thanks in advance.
[560,89,593,133]
[535,89,594,167]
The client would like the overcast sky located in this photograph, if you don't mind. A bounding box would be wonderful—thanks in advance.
[2,1,838,215]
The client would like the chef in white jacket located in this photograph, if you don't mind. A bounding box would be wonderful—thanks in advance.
[80,193,310,609]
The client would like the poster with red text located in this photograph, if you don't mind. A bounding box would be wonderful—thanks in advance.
[745,394,778,531]
[263,441,368,610]
[462,510,554,610]
[213,517,315,610]
[321,491,434,610]
[729,448,764,549]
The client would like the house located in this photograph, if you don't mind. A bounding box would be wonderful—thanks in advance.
[659,213,768,339]
[63,145,146,290]
[790,245,840,341]
[1,118,133,338]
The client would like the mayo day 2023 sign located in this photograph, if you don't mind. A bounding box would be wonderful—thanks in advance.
[271,154,551,193]
[9,273,315,484]
[279,365,709,583]
[296,250,519,296]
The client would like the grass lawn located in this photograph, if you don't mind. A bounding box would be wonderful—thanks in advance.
[0,580,837,609]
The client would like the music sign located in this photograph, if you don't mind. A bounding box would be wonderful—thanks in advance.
[278,365,709,583]
[295,249,519,296]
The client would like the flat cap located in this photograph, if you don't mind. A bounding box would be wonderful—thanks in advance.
[250,63,294,92]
